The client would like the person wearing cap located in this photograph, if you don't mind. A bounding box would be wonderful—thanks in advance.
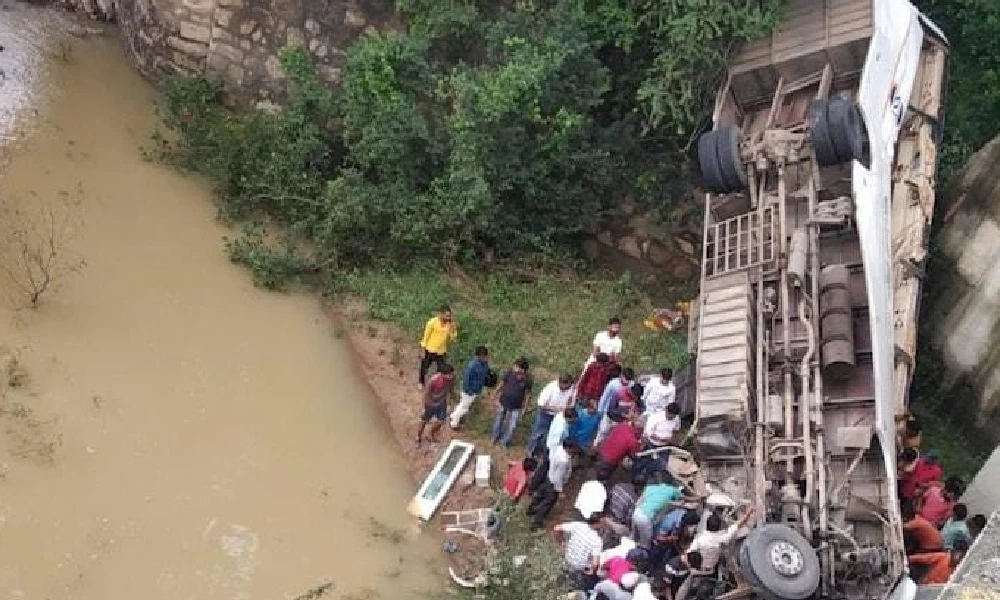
[590,570,640,600]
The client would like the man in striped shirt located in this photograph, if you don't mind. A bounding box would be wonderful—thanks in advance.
[554,513,607,591]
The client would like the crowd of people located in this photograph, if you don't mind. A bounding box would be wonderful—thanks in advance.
[412,305,990,598]
[896,415,989,584]
[414,306,761,600]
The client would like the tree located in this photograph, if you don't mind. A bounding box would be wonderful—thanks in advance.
[0,192,86,308]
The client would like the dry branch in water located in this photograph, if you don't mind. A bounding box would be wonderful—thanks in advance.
[0,192,86,308]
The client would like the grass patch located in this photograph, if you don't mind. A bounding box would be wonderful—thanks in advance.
[328,266,689,441]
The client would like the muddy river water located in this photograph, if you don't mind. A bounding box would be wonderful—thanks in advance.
[0,6,439,600]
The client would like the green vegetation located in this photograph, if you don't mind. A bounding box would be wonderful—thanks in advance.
[332,267,687,440]
[147,0,767,443]
[917,0,1000,183]
[151,0,781,269]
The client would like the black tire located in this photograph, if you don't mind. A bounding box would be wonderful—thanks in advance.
[715,126,748,191]
[738,524,821,600]
[698,132,729,193]
[809,100,840,167]
[827,96,865,164]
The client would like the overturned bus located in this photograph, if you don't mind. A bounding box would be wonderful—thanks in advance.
[689,1,948,600]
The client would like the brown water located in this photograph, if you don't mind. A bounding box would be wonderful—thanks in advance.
[0,7,439,600]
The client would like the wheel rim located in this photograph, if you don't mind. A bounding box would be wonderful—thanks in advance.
[768,540,805,577]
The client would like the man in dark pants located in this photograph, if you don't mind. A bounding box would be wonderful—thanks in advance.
[418,305,457,389]
[527,438,576,530]
[417,363,455,444]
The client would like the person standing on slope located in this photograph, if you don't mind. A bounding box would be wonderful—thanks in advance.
[418,305,457,390]
[449,345,491,429]
[585,317,623,369]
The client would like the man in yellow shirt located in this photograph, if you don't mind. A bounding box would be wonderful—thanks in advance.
[419,305,458,390]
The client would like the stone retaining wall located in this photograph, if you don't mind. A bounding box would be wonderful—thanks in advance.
[921,135,1000,444]
[55,0,394,106]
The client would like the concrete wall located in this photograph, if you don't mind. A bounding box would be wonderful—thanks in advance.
[56,0,395,106]
[922,135,1000,441]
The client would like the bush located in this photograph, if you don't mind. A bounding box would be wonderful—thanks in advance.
[154,2,781,270]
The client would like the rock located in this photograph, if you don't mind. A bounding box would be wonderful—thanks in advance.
[286,27,304,47]
[304,18,321,35]
[345,9,367,28]
[647,241,672,266]
[218,0,243,6]
[255,100,281,115]
[617,236,642,260]
[67,25,104,38]
[597,231,613,246]
[316,64,341,84]
[212,43,243,64]
[672,260,696,280]
[183,0,215,10]
[180,22,212,43]
[315,44,328,58]
[168,36,209,58]
[251,29,263,43]
[264,55,285,80]
[227,63,244,82]
[214,9,232,28]
[676,236,698,257]
[239,20,257,36]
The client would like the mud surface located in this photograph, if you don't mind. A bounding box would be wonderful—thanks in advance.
[0,6,440,599]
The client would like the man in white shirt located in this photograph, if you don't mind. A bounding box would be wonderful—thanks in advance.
[644,402,682,447]
[554,514,606,589]
[674,508,755,600]
[527,438,576,530]
[527,374,576,456]
[642,367,676,416]
[546,406,578,451]
[585,317,623,368]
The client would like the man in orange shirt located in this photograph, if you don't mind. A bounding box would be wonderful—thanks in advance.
[901,500,943,553]
[908,539,969,584]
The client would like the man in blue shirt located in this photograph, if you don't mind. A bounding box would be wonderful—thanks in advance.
[568,399,603,451]
[449,345,490,429]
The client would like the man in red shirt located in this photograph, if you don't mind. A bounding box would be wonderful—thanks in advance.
[912,450,944,489]
[596,421,641,482]
[417,364,455,444]
[577,353,614,404]
[504,457,538,501]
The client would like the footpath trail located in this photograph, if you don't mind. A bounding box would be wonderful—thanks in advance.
[0,7,439,600]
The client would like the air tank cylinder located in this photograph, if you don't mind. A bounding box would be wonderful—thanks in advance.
[819,264,856,380]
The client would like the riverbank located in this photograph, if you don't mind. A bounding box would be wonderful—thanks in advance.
[0,9,442,599]
[323,268,688,502]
